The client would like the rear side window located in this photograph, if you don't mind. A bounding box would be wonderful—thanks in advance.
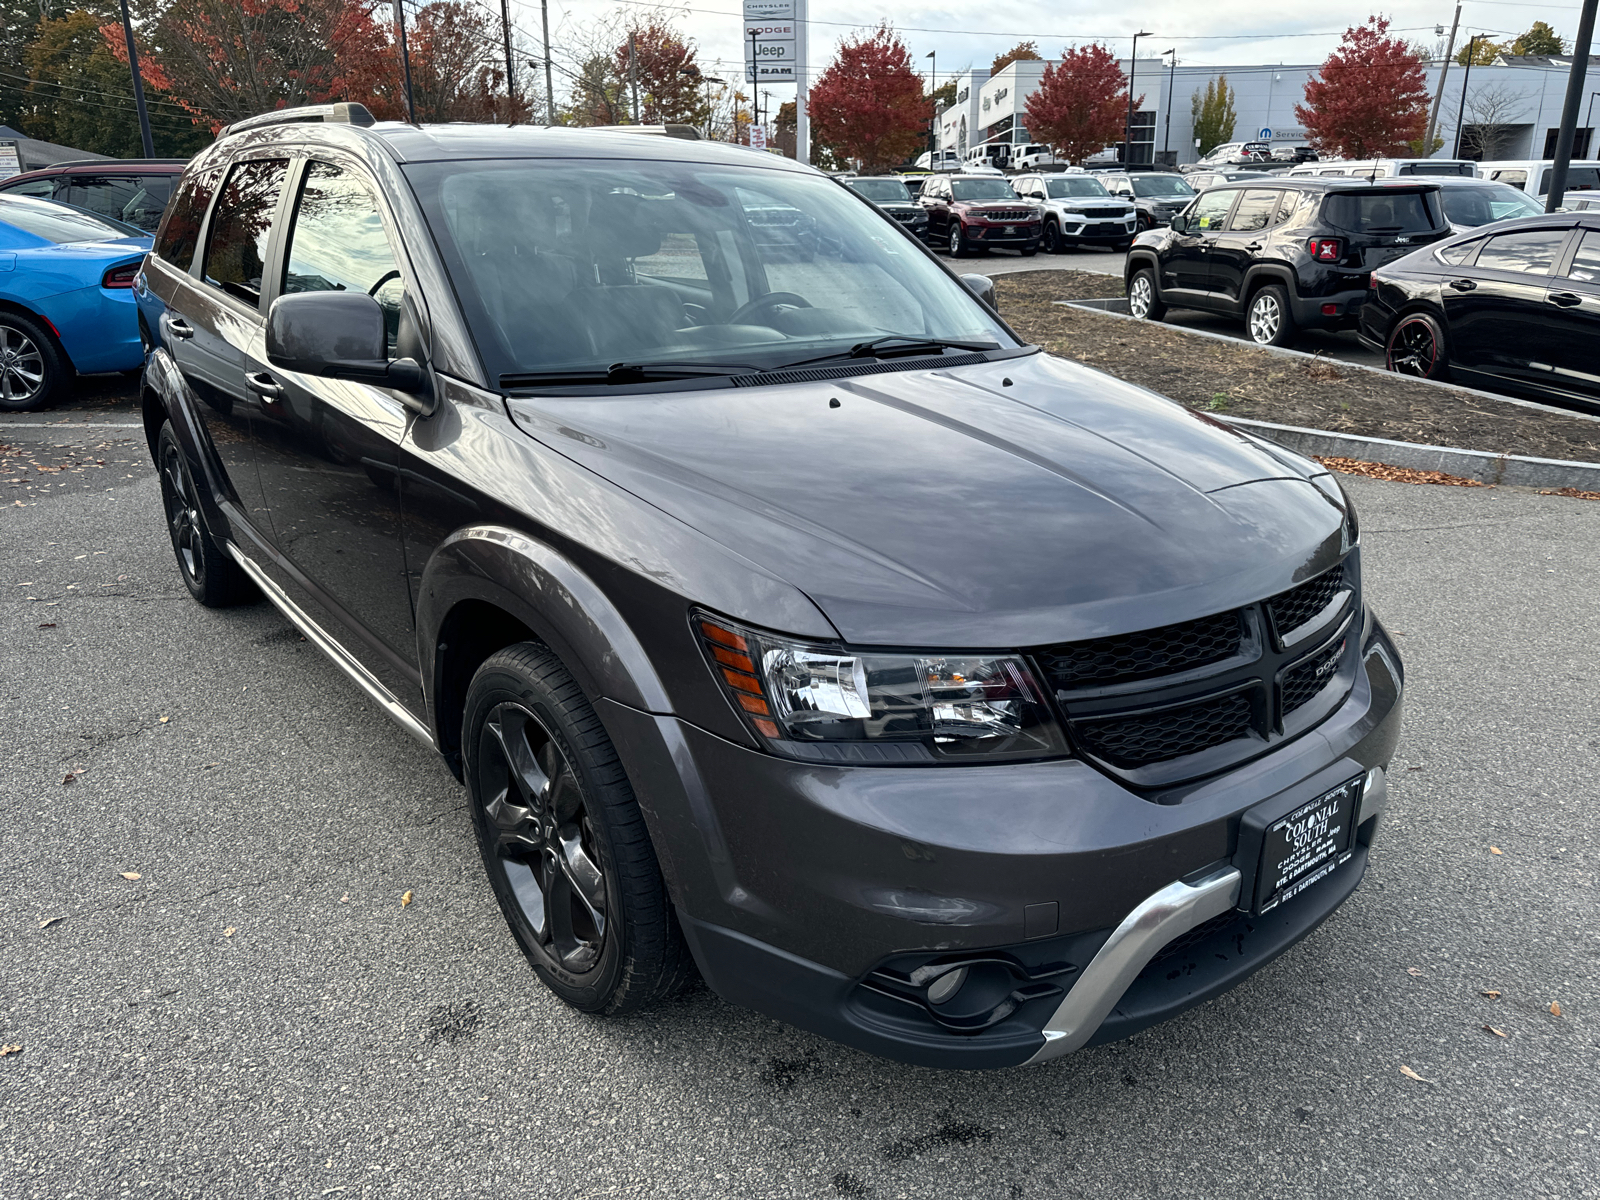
[154,168,219,271]
[1559,168,1600,193]
[1475,228,1568,275]
[61,174,176,231]
[1435,238,1480,265]
[203,159,289,309]
[1323,191,1440,234]
[1228,190,1281,232]
[1568,231,1600,284]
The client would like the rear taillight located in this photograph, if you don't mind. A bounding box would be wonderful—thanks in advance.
[102,262,139,289]
[1307,238,1343,263]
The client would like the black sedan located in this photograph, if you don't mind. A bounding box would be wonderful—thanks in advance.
[843,175,929,241]
[1360,212,1600,411]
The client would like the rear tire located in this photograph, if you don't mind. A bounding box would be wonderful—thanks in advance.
[0,311,67,413]
[1245,284,1296,347]
[156,423,257,607]
[1385,311,1451,381]
[464,643,694,1016]
[1127,267,1167,321]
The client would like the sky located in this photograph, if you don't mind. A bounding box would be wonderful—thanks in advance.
[507,0,1589,113]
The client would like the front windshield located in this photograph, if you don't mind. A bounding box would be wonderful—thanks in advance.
[1045,178,1111,199]
[0,196,129,244]
[848,178,912,203]
[1132,175,1196,198]
[1438,184,1543,226]
[407,160,1015,383]
[951,178,1022,201]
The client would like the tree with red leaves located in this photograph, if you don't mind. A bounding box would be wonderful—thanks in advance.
[808,24,927,171]
[1023,44,1135,166]
[1296,16,1430,159]
[611,18,708,126]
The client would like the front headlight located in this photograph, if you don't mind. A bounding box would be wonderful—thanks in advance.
[695,613,1069,763]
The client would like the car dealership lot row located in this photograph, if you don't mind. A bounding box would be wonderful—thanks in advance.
[3,465,1597,1199]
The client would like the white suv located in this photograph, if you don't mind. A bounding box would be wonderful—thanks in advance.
[1011,172,1137,253]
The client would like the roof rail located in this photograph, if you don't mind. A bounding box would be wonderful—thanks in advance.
[588,124,703,141]
[219,102,377,139]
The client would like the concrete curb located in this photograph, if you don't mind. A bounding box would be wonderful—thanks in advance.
[1054,298,1600,489]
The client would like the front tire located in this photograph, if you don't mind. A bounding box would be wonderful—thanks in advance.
[1385,311,1451,380]
[156,423,257,607]
[1042,221,1063,254]
[949,224,968,257]
[0,311,67,413]
[1127,267,1167,321]
[1245,284,1296,347]
[464,643,693,1016]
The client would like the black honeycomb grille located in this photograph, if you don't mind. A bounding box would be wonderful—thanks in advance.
[1150,909,1243,965]
[1281,636,1347,716]
[1073,691,1255,768]
[1267,565,1345,639]
[1039,611,1242,691]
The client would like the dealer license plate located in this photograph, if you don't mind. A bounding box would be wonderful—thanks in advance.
[1004,226,1015,234]
[1256,777,1360,913]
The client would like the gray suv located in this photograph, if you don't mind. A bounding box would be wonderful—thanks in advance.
[135,103,1403,1069]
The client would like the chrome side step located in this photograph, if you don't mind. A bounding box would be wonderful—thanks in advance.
[1026,865,1243,1064]
[225,543,436,751]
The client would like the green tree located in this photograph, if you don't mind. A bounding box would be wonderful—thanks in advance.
[1510,21,1565,56]
[1457,39,1504,66]
[1190,75,1237,156]
[22,9,208,157]
[990,41,1041,75]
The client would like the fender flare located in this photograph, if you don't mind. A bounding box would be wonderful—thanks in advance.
[1124,248,1161,288]
[1240,262,1297,303]
[415,524,672,725]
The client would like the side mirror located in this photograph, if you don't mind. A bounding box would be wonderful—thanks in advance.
[265,291,433,414]
[960,273,997,312]
[1169,214,1188,234]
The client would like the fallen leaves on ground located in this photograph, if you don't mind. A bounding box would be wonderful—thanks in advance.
[61,768,84,785]
[119,871,141,881]
[1490,846,1504,855]
[1483,1025,1507,1038]
[1539,486,1600,501]
[224,927,236,937]
[339,894,349,903]
[39,916,65,930]
[1551,1001,1563,1017]
[1407,967,1424,976]
[0,1044,21,1058]
[1399,1065,1431,1083]
[1314,456,1489,488]
[401,890,413,908]
[159,716,170,724]
[1481,989,1502,999]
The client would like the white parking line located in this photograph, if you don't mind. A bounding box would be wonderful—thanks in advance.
[0,422,144,428]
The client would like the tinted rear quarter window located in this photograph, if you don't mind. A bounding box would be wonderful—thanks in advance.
[1323,191,1440,234]
[154,168,219,270]
[203,159,289,309]
[1475,228,1569,274]
[1568,231,1600,284]
[1436,238,1480,265]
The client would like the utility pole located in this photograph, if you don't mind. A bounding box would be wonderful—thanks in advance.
[1547,0,1599,209]
[540,0,554,124]
[1425,5,1462,157]
[1452,34,1483,158]
[1126,31,1153,166]
[629,33,640,123]
[393,0,417,124]
[116,0,154,157]
[926,50,936,161]
[1162,49,1176,159]
[500,0,516,123]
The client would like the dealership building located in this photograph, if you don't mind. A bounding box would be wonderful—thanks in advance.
[938,54,1599,164]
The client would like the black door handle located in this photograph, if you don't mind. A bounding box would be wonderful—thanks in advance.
[245,371,282,401]
[1245,242,1263,252]
[1548,291,1583,308]
[1448,278,1477,292]
[164,316,194,339]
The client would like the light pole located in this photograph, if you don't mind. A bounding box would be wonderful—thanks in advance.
[394,0,417,124]
[116,0,153,156]
[926,50,937,161]
[539,0,553,124]
[1126,31,1153,166]
[1453,34,1484,158]
[1162,49,1176,160]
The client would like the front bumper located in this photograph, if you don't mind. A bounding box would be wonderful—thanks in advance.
[966,223,1042,247]
[602,609,1403,1069]
[1060,216,1137,244]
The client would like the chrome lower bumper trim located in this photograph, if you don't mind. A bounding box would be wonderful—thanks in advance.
[1026,865,1243,1064]
[224,543,436,751]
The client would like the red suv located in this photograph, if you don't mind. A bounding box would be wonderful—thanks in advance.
[0,158,189,232]
[918,174,1042,257]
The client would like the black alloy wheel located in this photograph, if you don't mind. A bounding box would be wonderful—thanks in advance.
[1043,221,1063,254]
[464,644,693,1015]
[1385,312,1450,380]
[1136,214,1153,233]
[0,312,66,413]
[156,423,256,607]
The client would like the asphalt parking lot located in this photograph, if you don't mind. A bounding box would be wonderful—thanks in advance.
[3,398,1599,1199]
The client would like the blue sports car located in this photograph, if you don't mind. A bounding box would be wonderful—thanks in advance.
[0,195,152,412]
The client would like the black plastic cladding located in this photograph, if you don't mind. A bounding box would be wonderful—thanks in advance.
[1038,560,1356,779]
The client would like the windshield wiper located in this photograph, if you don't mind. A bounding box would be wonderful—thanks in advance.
[765,336,1000,372]
[501,361,762,389]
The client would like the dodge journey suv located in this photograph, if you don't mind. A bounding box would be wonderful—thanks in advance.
[137,104,1403,1069]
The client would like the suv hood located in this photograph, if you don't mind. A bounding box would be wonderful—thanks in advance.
[506,353,1347,647]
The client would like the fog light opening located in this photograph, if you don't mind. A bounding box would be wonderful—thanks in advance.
[1321,303,1340,317]
[925,965,969,1006]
